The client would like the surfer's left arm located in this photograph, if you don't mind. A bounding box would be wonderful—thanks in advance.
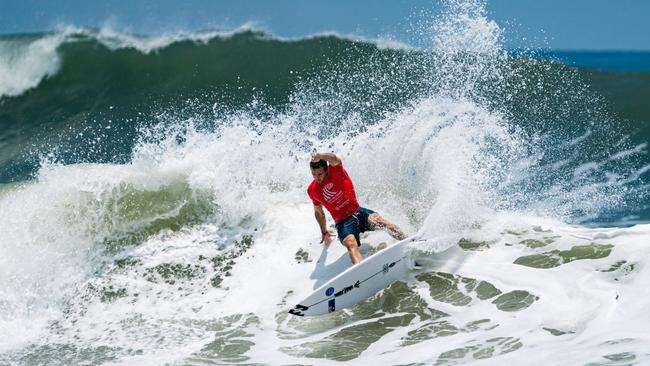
[311,152,341,166]
[314,204,333,245]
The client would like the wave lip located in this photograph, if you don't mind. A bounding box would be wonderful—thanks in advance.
[0,33,62,98]
[85,23,261,53]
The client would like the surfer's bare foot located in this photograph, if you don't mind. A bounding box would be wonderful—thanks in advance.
[368,213,406,240]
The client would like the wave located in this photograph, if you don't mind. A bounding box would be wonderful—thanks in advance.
[0,25,247,98]
[0,26,425,183]
[2,0,650,362]
[0,25,415,100]
[1,25,647,217]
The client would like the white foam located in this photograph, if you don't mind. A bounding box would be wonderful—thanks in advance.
[2,97,649,363]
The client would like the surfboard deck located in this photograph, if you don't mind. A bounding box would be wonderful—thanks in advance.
[289,236,420,317]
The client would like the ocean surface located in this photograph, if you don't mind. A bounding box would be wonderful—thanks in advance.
[1,1,650,365]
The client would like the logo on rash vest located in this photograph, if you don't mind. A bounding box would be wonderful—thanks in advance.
[323,183,342,202]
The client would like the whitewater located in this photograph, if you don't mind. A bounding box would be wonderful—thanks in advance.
[1,1,649,365]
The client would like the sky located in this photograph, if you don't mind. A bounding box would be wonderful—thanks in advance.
[1,0,649,50]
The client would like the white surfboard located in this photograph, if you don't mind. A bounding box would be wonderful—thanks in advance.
[288,236,420,317]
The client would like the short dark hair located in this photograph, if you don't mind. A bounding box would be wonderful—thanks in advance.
[310,159,327,170]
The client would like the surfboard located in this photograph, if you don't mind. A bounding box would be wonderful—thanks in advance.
[288,236,420,317]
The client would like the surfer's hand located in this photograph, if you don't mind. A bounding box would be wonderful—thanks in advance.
[311,152,321,162]
[321,231,333,245]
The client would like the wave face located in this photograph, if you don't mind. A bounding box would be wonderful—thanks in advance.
[1,1,650,365]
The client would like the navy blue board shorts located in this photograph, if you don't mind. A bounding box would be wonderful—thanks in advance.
[335,207,375,247]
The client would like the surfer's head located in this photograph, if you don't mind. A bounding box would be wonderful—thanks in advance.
[310,160,328,184]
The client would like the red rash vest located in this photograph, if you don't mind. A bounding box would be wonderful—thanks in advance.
[308,163,360,223]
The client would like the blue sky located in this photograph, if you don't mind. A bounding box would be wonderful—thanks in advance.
[2,0,649,50]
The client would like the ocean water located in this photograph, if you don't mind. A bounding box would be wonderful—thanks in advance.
[1,1,650,365]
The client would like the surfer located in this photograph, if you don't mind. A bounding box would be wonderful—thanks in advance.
[308,152,406,264]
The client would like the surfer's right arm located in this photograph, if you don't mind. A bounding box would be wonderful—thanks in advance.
[311,152,341,166]
[314,204,333,245]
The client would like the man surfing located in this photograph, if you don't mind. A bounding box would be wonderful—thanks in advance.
[308,152,406,264]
